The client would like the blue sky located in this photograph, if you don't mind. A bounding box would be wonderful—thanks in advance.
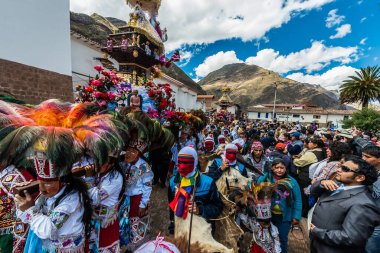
[71,0,380,90]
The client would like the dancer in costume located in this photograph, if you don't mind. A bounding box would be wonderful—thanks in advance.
[0,164,35,253]
[170,128,194,176]
[207,143,248,181]
[14,132,92,253]
[202,135,216,155]
[120,139,153,247]
[168,147,222,234]
[248,182,282,253]
[86,151,125,253]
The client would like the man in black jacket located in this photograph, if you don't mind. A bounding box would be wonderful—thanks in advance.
[309,156,380,253]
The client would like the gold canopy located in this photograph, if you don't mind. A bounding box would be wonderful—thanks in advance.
[126,0,162,17]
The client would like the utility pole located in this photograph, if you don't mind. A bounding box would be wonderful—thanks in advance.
[272,81,278,121]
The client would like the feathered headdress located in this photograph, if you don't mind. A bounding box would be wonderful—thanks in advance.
[117,109,174,153]
[0,100,125,176]
[251,179,293,220]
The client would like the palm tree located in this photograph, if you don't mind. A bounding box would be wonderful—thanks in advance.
[340,66,380,108]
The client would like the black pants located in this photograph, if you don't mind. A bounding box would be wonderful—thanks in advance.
[298,178,311,218]
[152,160,169,185]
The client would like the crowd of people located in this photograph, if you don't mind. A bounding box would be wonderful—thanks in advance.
[1,99,380,253]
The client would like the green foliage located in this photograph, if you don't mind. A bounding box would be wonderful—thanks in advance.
[340,66,380,108]
[342,108,380,131]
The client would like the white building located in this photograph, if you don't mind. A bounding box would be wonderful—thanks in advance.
[0,0,73,104]
[247,104,355,128]
[70,32,203,111]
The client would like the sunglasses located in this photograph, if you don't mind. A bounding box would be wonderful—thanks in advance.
[341,165,360,174]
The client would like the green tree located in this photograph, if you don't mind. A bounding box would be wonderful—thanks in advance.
[342,108,380,131]
[340,66,380,108]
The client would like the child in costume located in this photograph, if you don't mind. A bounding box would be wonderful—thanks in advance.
[86,152,125,253]
[119,139,153,247]
[248,182,282,253]
[14,133,93,253]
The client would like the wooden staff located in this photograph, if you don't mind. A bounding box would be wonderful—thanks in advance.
[12,164,96,197]
[187,183,198,253]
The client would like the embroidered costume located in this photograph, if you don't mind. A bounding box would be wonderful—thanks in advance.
[0,165,35,253]
[120,158,153,245]
[87,170,123,252]
[17,187,86,253]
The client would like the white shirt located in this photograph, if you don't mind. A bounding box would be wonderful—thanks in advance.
[17,186,84,249]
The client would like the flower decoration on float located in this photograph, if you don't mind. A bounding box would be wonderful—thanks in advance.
[75,65,132,111]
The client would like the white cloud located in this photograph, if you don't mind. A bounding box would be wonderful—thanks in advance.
[375,57,379,62]
[286,65,358,90]
[70,0,334,51]
[326,9,345,28]
[360,17,367,23]
[359,37,367,45]
[357,0,364,4]
[194,51,243,77]
[178,50,193,67]
[330,24,351,39]
[245,41,358,74]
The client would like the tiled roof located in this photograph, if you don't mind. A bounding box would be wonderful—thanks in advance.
[247,107,356,115]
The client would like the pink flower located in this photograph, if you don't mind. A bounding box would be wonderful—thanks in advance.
[93,92,102,98]
[84,86,93,93]
[94,65,104,72]
[91,79,102,87]
[101,71,110,77]
[108,92,116,100]
[98,101,107,107]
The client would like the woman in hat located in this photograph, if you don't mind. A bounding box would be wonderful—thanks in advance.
[245,141,267,178]
[256,159,302,253]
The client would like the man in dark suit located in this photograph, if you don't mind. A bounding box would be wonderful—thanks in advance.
[309,156,380,253]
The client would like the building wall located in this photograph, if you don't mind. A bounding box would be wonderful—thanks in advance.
[154,76,199,112]
[71,37,119,89]
[0,59,73,104]
[217,105,237,114]
[248,110,350,127]
[0,0,72,104]
[0,0,71,76]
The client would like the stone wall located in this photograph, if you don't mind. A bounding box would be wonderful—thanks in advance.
[0,59,73,104]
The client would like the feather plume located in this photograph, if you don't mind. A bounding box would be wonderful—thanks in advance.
[0,126,43,168]
[73,114,124,168]
[21,99,72,127]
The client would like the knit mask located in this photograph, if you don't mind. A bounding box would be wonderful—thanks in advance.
[204,141,214,152]
[225,150,237,163]
[177,146,198,177]
[178,156,195,177]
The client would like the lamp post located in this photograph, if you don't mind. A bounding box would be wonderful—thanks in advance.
[272,82,278,121]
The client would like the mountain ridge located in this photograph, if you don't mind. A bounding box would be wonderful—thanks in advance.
[199,63,343,110]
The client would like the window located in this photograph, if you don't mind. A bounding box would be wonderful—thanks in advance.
[313,115,321,119]
[293,114,300,118]
[257,112,261,118]
[265,113,269,118]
